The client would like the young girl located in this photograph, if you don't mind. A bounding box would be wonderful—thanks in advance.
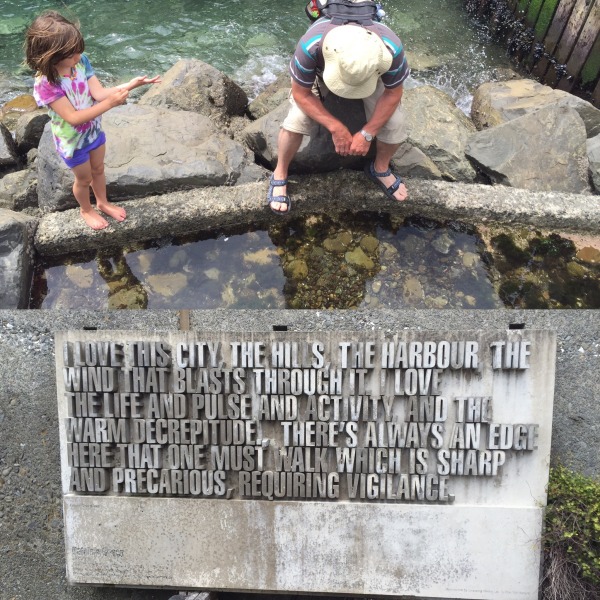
[25,11,161,230]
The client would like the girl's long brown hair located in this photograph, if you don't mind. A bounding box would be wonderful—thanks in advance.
[24,11,85,85]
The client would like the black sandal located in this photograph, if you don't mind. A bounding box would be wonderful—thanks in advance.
[365,161,405,201]
[267,175,291,214]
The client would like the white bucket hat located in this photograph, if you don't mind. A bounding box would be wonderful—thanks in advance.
[322,25,392,99]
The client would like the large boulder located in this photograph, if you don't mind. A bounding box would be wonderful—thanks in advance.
[465,105,591,194]
[138,59,248,123]
[471,79,600,138]
[36,104,261,213]
[243,93,373,173]
[0,209,36,308]
[401,85,477,182]
[0,122,19,168]
[0,167,37,211]
[588,134,600,194]
[15,109,50,155]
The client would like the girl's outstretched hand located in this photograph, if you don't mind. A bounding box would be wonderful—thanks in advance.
[125,75,162,90]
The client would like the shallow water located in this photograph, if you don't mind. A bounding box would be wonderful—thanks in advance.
[1,0,511,105]
[30,214,600,310]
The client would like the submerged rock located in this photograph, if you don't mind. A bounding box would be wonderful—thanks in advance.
[360,235,379,254]
[65,264,94,288]
[432,232,454,255]
[147,272,188,297]
[345,246,375,270]
[403,275,425,302]
[243,248,278,265]
[323,231,353,254]
[284,259,309,280]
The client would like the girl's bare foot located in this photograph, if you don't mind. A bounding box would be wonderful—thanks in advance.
[80,207,109,230]
[97,201,126,222]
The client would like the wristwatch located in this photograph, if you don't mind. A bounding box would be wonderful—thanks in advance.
[360,129,374,142]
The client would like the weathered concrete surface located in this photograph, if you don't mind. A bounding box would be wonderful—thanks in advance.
[0,309,598,600]
[34,172,600,257]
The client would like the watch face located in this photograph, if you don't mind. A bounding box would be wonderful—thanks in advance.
[361,130,373,141]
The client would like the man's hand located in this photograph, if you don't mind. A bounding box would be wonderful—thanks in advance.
[331,124,353,155]
[349,131,372,156]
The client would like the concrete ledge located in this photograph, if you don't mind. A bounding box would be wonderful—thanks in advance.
[34,173,600,257]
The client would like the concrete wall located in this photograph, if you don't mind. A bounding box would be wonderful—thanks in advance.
[1,309,598,600]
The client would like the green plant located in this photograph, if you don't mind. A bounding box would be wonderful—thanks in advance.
[542,465,600,600]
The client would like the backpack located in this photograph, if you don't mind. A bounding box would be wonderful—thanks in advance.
[305,0,385,24]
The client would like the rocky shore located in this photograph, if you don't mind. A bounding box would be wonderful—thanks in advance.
[1,59,599,308]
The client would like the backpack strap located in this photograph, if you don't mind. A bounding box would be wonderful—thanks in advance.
[323,0,379,25]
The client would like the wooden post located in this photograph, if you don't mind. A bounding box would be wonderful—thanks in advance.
[523,0,561,70]
[517,0,532,16]
[532,0,578,79]
[546,0,594,87]
[533,0,561,40]
[525,0,546,27]
[557,2,600,92]
[577,33,600,105]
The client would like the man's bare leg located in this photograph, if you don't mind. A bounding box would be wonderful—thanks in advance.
[270,128,304,212]
[372,140,407,201]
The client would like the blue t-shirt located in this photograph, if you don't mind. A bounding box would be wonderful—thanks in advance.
[290,20,410,91]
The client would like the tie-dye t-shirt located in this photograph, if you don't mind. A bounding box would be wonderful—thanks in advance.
[33,54,102,159]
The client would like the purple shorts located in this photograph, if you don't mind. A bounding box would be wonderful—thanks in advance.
[63,131,106,168]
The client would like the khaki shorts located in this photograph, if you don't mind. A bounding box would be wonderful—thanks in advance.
[281,78,406,145]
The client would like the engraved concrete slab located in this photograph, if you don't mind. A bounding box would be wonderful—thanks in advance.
[55,329,555,599]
